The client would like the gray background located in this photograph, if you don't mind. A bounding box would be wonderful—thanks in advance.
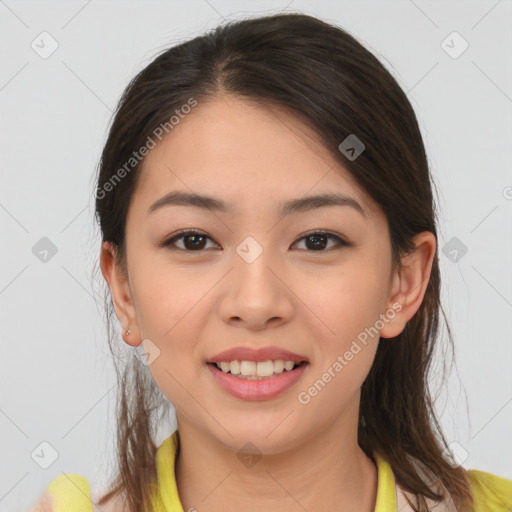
[1,1,511,510]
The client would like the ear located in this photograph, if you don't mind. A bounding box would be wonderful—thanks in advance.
[100,241,142,347]
[379,231,437,339]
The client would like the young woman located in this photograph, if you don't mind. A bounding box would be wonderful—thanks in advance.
[32,12,512,512]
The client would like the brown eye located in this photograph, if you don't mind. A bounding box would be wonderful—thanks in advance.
[160,230,218,251]
[160,229,350,253]
[293,231,349,251]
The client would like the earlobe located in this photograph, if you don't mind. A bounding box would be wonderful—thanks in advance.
[99,241,141,347]
[379,232,437,339]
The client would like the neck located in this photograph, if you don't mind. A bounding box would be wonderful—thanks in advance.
[174,407,378,512]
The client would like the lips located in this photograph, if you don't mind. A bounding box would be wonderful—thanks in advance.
[206,346,309,364]
[206,359,309,400]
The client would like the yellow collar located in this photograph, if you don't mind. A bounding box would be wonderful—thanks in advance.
[153,431,399,512]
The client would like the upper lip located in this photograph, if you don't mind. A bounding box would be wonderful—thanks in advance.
[206,346,309,363]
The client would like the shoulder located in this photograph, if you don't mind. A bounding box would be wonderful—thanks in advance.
[466,468,512,511]
[31,474,127,512]
[30,490,55,512]
[394,454,512,512]
[31,474,93,512]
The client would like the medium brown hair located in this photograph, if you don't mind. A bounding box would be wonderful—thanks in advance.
[93,12,474,512]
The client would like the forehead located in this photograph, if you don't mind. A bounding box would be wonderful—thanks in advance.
[134,95,375,217]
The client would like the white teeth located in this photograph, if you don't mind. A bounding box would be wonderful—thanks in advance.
[240,360,256,376]
[229,360,241,375]
[256,360,274,377]
[284,361,295,371]
[213,359,301,377]
[274,360,285,373]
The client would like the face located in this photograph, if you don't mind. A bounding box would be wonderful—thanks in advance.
[102,94,429,455]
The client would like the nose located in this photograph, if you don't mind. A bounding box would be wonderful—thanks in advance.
[217,249,295,331]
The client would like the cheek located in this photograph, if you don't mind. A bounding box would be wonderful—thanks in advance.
[297,338,378,425]
[297,267,383,412]
[130,254,213,339]
[293,259,386,405]
[128,258,212,393]
[295,259,387,347]
[132,278,212,416]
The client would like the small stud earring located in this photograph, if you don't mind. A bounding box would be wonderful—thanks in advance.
[125,328,131,335]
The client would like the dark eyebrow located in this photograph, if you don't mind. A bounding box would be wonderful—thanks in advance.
[147,191,367,218]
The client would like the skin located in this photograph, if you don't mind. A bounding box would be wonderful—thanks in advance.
[100,94,436,512]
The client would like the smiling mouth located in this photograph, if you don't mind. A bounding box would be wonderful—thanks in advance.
[206,360,308,380]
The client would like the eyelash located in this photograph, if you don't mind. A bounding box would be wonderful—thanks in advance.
[159,229,350,252]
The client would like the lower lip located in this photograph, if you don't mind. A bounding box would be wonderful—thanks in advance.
[206,362,309,401]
